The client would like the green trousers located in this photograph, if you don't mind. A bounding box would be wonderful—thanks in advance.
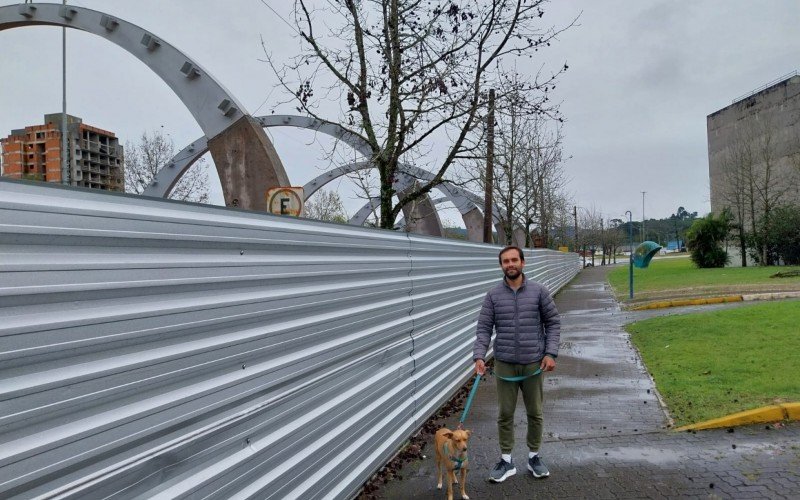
[495,359,544,454]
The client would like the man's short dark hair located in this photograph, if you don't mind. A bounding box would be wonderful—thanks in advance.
[498,245,525,264]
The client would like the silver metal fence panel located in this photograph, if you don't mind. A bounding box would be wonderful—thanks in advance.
[0,179,580,500]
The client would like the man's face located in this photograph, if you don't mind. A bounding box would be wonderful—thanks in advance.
[499,249,525,280]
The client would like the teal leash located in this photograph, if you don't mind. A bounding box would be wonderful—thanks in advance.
[458,374,482,429]
[457,368,543,428]
[493,367,543,382]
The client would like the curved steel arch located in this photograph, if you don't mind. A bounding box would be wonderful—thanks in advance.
[311,161,498,241]
[1,3,242,138]
[255,115,373,157]
[143,137,210,197]
[148,116,484,212]
[144,115,374,198]
[143,114,373,198]
[148,115,487,239]
[2,3,289,211]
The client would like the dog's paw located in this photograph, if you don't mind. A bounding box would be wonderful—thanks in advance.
[462,495,470,499]
[436,482,442,490]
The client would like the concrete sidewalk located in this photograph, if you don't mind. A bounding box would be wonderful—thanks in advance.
[379,266,800,499]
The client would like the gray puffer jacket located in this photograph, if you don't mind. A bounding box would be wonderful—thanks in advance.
[473,275,560,364]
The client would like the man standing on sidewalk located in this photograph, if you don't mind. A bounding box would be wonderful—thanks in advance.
[473,245,561,483]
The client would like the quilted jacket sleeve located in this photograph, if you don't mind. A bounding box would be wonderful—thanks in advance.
[473,291,495,360]
[539,285,561,357]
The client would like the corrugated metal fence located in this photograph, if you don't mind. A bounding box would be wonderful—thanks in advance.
[0,179,580,499]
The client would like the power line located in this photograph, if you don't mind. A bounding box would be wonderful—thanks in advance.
[259,0,300,36]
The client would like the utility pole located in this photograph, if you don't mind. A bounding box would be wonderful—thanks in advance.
[600,218,605,266]
[626,210,633,298]
[573,205,578,253]
[483,89,495,244]
[61,0,70,185]
[641,191,646,242]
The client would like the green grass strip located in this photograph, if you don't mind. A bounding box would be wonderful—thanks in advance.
[626,301,800,427]
[608,255,800,302]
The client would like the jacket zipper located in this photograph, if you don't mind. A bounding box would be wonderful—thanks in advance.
[513,288,520,364]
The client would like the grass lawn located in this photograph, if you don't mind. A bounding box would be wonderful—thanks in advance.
[626,301,800,427]
[608,255,800,302]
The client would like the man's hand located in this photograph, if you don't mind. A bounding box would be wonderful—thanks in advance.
[474,359,486,376]
[540,355,556,372]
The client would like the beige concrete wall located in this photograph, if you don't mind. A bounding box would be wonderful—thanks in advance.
[707,75,800,217]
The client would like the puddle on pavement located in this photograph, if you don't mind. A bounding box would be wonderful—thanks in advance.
[561,308,615,316]
[577,446,682,465]
[609,446,682,464]
[570,283,607,292]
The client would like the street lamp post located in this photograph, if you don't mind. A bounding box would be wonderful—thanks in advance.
[641,191,646,242]
[625,210,633,299]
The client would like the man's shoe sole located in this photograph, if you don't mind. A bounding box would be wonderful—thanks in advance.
[527,463,549,478]
[488,468,516,483]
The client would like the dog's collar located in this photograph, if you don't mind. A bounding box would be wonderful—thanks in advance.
[443,442,468,470]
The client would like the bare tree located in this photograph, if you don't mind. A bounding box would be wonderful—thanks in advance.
[751,118,798,264]
[719,129,753,266]
[607,218,627,264]
[264,0,573,229]
[463,107,569,247]
[520,116,569,248]
[124,130,209,203]
[304,188,349,222]
[719,118,800,265]
[577,205,603,265]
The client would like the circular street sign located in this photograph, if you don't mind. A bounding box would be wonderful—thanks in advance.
[266,187,304,216]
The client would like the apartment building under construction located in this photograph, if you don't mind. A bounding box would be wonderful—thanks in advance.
[1,113,124,191]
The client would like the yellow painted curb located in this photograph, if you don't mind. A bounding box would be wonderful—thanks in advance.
[783,402,800,420]
[674,402,800,431]
[631,295,743,311]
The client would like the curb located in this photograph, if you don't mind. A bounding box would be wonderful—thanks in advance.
[674,402,800,431]
[630,295,742,311]
[742,291,800,301]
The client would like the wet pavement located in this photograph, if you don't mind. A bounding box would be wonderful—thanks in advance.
[379,266,800,499]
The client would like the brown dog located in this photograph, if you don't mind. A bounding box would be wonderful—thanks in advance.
[434,427,471,500]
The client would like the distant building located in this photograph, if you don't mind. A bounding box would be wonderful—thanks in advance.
[1,113,124,191]
[707,73,800,218]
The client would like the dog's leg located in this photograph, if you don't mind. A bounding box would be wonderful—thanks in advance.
[459,468,469,500]
[446,470,455,500]
[436,458,443,490]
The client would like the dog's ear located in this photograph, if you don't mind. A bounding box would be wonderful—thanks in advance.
[443,432,453,439]
[465,430,472,437]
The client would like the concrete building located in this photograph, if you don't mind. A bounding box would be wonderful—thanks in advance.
[707,73,800,217]
[1,113,124,191]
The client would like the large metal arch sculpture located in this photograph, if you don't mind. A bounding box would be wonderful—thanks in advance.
[346,168,505,241]
[393,196,515,244]
[147,115,492,240]
[0,3,288,210]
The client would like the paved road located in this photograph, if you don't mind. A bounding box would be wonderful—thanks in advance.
[379,266,800,499]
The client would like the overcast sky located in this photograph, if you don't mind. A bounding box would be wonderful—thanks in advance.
[2,1,799,223]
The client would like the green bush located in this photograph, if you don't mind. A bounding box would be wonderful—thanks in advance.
[768,205,800,265]
[686,211,731,268]
[746,205,800,266]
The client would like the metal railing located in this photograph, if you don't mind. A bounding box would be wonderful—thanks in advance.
[732,70,799,104]
[0,179,580,499]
